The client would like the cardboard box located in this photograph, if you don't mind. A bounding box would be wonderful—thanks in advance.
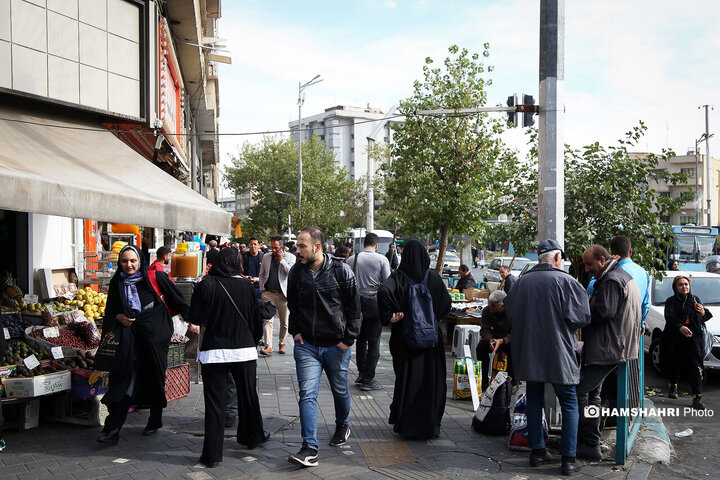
[70,369,109,400]
[3,369,71,398]
[23,398,40,429]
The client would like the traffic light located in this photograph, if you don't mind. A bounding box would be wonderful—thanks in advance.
[522,94,535,127]
[506,94,518,128]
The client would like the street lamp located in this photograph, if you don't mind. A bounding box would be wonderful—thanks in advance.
[297,74,323,216]
[695,133,715,225]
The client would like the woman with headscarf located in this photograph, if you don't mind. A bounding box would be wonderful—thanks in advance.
[661,275,712,410]
[377,239,452,439]
[98,245,189,445]
[189,247,269,468]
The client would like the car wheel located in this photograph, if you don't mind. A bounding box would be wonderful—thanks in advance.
[649,338,663,375]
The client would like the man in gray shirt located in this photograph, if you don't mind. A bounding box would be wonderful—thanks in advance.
[346,233,391,390]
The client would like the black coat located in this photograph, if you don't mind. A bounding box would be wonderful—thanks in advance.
[661,292,712,371]
[102,270,189,404]
[455,273,476,292]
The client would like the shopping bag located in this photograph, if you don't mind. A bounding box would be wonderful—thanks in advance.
[94,324,133,373]
[453,358,481,400]
[472,371,512,436]
[508,393,549,451]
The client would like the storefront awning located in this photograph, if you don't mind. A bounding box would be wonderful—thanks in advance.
[0,105,230,235]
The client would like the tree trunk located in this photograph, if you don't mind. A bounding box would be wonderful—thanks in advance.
[435,225,449,275]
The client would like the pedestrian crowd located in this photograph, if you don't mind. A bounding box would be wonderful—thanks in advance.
[76,229,712,477]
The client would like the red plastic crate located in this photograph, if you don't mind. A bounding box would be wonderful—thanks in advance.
[165,363,190,402]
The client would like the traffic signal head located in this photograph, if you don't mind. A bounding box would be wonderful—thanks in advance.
[506,94,518,128]
[522,94,535,127]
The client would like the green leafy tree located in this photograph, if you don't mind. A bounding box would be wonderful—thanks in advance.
[380,44,520,273]
[495,123,689,279]
[225,136,365,240]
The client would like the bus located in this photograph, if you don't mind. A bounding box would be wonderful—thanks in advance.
[668,225,719,271]
[348,228,394,255]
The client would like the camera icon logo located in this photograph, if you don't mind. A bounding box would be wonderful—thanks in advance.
[584,405,601,418]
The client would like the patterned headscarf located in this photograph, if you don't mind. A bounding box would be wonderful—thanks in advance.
[118,245,144,314]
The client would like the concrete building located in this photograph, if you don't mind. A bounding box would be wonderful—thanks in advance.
[645,151,720,226]
[289,105,401,180]
[219,192,252,219]
[0,0,229,295]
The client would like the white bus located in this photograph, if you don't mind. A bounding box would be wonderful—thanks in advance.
[348,228,394,255]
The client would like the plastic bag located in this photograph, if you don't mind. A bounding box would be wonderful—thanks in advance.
[508,393,549,451]
[453,358,481,399]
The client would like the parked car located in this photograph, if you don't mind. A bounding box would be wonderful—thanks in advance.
[645,271,720,373]
[519,260,572,276]
[429,251,461,275]
[483,257,531,282]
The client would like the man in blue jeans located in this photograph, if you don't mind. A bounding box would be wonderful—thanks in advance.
[286,227,361,467]
[505,239,591,476]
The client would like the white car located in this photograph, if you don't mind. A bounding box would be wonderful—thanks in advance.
[483,257,531,283]
[429,251,461,275]
[645,271,720,373]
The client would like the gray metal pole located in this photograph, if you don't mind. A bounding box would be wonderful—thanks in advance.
[538,0,565,246]
[702,105,712,226]
[366,138,375,232]
[298,84,303,215]
[695,142,700,222]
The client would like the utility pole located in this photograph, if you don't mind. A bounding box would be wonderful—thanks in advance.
[700,105,713,226]
[538,0,565,246]
[297,75,323,216]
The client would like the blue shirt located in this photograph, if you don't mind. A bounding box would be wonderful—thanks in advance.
[587,258,650,322]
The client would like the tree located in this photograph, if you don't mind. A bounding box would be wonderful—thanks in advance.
[494,123,689,279]
[380,44,520,273]
[225,136,365,240]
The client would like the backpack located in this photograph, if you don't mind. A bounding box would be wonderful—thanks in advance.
[472,370,512,436]
[401,270,439,350]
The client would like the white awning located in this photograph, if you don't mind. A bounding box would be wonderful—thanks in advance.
[0,105,230,235]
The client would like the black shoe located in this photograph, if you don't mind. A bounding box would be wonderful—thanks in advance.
[97,429,120,445]
[562,456,582,476]
[692,395,705,410]
[288,445,319,467]
[225,416,237,428]
[197,458,218,468]
[244,430,271,450]
[354,376,366,384]
[575,442,602,461]
[142,426,159,436]
[359,379,381,391]
[668,384,678,399]
[529,449,559,467]
[329,424,351,446]
[0,438,6,452]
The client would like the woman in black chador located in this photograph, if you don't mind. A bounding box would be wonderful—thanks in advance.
[377,239,451,439]
[661,275,712,410]
[98,245,189,444]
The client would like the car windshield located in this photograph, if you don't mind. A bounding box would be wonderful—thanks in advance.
[652,276,720,305]
[445,253,459,262]
[503,258,529,270]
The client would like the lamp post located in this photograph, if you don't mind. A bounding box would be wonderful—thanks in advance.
[297,75,323,216]
[699,105,713,226]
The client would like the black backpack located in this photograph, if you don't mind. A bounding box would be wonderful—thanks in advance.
[401,270,439,350]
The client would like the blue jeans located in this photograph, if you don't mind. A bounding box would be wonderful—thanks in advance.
[526,382,579,457]
[294,340,352,450]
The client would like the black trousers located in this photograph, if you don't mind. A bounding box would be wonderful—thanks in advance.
[475,340,513,390]
[104,396,163,433]
[356,315,383,380]
[577,363,618,447]
[667,364,703,396]
[200,361,264,464]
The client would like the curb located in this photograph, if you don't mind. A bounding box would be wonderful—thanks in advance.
[625,397,674,479]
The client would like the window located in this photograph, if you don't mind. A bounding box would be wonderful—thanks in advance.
[658,192,671,198]
[320,135,325,141]
[680,215,697,225]
[681,168,696,176]
[678,191,694,202]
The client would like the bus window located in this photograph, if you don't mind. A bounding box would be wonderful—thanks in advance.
[674,235,695,261]
[697,236,716,262]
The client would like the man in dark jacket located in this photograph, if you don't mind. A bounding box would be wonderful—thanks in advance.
[505,239,591,476]
[455,264,476,292]
[287,227,361,467]
[476,290,512,390]
[499,265,516,293]
[576,245,641,461]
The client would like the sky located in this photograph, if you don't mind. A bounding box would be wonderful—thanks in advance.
[215,0,720,198]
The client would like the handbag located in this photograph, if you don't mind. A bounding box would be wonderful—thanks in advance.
[95,323,134,373]
[701,322,713,359]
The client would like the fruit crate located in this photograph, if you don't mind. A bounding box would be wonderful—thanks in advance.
[165,363,190,402]
[167,342,187,368]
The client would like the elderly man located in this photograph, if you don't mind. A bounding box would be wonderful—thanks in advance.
[505,239,591,476]
[499,265,516,294]
[576,245,641,461]
[476,290,512,391]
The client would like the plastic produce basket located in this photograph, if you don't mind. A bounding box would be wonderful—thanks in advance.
[165,363,190,402]
[167,342,187,368]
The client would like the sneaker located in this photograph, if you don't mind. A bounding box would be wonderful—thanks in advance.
[259,346,272,356]
[288,445,319,467]
[329,424,351,446]
[354,376,366,385]
[278,344,286,354]
[359,379,381,391]
[0,438,6,452]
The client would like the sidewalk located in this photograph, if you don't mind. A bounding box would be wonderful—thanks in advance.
[0,327,648,480]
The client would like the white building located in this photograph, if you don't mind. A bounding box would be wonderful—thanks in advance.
[289,105,401,179]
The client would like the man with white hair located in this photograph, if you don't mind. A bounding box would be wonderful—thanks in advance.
[505,239,591,477]
[476,289,512,391]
